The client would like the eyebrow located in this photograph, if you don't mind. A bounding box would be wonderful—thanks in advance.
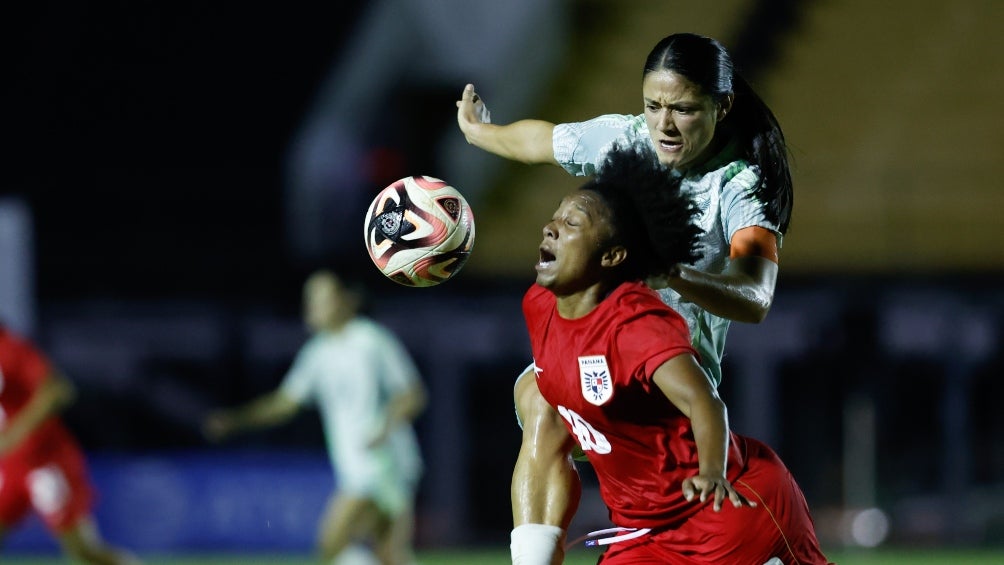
[644,97,701,108]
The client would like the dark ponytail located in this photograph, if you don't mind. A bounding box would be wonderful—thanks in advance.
[728,74,793,233]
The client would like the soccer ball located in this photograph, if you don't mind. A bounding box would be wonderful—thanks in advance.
[363,175,475,287]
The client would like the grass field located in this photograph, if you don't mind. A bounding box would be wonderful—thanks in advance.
[5,547,1003,564]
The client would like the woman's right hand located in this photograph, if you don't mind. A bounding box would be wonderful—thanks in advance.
[456,83,491,142]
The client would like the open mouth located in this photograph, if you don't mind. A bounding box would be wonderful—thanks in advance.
[659,139,682,151]
[537,247,556,269]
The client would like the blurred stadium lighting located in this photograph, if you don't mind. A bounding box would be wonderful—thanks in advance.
[846,507,891,548]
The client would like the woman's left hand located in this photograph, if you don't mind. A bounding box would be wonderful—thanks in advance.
[682,473,757,511]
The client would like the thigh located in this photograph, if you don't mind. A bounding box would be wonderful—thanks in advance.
[661,439,829,564]
[338,454,415,519]
[0,462,32,529]
[731,440,830,564]
[598,540,669,564]
[599,513,781,565]
[601,456,812,563]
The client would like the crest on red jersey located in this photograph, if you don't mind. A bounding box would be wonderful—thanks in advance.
[578,355,612,405]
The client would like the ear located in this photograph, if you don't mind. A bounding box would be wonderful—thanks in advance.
[716,93,734,122]
[600,246,628,268]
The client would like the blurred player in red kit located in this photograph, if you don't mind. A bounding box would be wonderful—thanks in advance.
[0,324,142,564]
[509,146,833,564]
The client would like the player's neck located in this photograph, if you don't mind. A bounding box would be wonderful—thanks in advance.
[319,314,355,333]
[554,283,613,320]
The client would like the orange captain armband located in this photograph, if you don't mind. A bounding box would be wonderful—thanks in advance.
[729,226,779,263]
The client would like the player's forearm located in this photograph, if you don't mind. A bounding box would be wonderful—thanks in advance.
[369,386,427,447]
[5,375,75,444]
[230,392,298,430]
[669,257,777,323]
[689,395,730,478]
[467,119,557,165]
[389,385,427,426]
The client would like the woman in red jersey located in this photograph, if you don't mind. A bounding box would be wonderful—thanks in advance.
[0,324,141,564]
[509,146,833,565]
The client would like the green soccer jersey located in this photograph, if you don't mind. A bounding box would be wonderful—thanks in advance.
[553,114,782,387]
[280,317,423,514]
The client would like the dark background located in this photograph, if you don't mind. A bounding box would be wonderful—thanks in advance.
[5,2,368,301]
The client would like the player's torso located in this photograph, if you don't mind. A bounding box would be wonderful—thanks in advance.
[309,327,386,428]
[0,336,78,462]
[529,293,705,526]
[533,315,692,459]
[307,324,420,469]
[0,336,38,428]
[558,118,770,385]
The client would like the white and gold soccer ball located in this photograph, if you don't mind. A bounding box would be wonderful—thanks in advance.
[363,176,475,287]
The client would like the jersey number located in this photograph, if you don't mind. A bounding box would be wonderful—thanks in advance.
[557,405,611,454]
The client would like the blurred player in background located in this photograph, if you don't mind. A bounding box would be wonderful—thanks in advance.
[0,324,142,564]
[457,32,792,390]
[203,270,427,565]
[509,146,830,564]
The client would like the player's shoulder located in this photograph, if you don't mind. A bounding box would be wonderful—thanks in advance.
[523,284,554,307]
[348,316,395,341]
[721,161,761,195]
[558,113,643,138]
[356,318,416,356]
[613,281,664,304]
[0,327,37,357]
[0,327,19,345]
[524,283,550,301]
[607,284,692,357]
[582,113,640,126]
[612,283,688,327]
[609,282,674,317]
[685,155,754,187]
[521,284,554,320]
[684,134,755,184]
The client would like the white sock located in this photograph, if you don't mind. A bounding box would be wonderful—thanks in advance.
[511,523,564,565]
[331,543,380,565]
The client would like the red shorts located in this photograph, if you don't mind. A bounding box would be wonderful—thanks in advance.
[0,443,95,533]
[599,437,833,565]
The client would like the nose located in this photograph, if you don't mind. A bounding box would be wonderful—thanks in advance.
[542,221,556,239]
[656,110,676,133]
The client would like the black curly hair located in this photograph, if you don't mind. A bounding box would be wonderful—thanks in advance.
[582,143,705,282]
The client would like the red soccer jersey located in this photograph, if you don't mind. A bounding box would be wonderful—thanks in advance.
[0,328,80,463]
[0,328,95,532]
[523,282,746,529]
